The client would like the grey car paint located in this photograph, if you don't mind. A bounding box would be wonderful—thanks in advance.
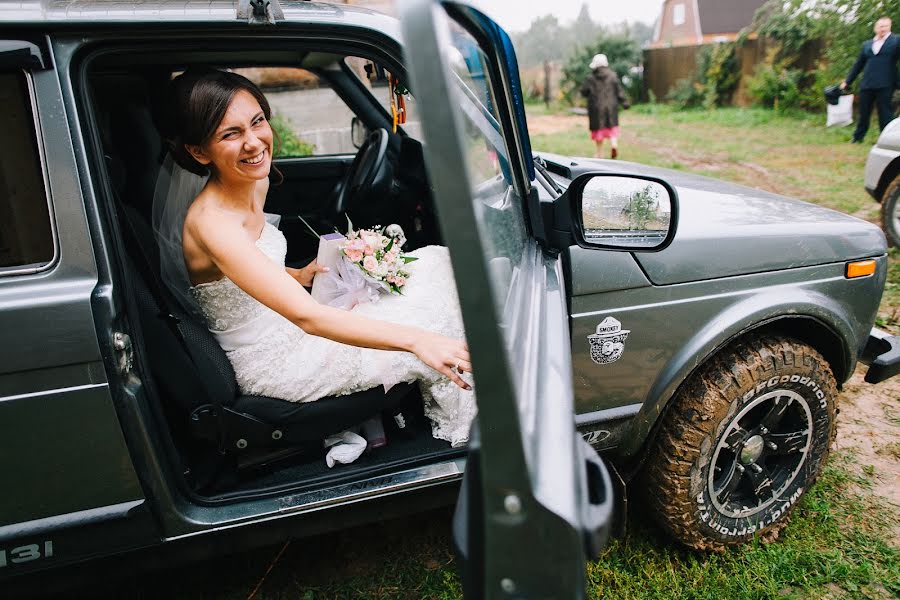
[0,66,146,530]
[400,3,612,594]
[537,154,887,454]
[543,154,887,283]
[865,117,900,196]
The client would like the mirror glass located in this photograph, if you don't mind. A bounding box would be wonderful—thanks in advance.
[581,176,673,249]
[350,117,368,149]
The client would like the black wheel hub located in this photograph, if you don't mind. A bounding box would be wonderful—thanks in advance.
[708,389,813,518]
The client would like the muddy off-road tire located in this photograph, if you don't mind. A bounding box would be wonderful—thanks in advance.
[643,335,838,550]
[881,175,900,248]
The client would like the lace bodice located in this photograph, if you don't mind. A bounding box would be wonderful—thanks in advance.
[190,222,286,332]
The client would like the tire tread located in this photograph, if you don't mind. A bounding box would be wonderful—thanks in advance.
[642,334,838,551]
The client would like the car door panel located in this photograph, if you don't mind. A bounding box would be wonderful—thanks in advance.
[0,50,148,573]
[398,2,612,596]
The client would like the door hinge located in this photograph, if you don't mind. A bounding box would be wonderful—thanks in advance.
[113,332,134,374]
[236,0,285,25]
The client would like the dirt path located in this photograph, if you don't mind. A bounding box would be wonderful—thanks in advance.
[836,367,900,509]
[528,112,584,135]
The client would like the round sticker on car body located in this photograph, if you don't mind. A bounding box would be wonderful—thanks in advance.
[588,317,630,364]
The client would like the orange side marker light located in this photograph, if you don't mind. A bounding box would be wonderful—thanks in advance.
[846,260,876,278]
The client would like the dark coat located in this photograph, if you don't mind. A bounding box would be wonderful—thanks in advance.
[580,67,627,131]
[846,33,899,90]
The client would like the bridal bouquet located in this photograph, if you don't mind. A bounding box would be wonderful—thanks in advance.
[309,220,417,310]
[341,224,417,294]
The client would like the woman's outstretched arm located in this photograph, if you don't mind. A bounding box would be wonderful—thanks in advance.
[188,212,472,390]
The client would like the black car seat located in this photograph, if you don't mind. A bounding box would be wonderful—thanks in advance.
[118,192,412,456]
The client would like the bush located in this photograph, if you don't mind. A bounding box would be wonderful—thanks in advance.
[270,114,315,158]
[751,0,900,95]
[746,62,805,111]
[666,77,704,110]
[698,43,740,109]
[665,43,738,111]
[560,33,640,105]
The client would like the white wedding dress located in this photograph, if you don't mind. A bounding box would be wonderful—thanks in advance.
[189,221,476,446]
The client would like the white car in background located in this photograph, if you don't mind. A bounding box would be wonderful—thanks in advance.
[865,117,900,247]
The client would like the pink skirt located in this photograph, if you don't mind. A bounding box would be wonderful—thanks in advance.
[591,126,620,141]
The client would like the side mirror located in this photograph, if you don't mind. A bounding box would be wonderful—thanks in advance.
[569,173,678,252]
[351,117,368,149]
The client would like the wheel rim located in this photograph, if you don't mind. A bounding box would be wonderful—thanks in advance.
[708,389,813,518]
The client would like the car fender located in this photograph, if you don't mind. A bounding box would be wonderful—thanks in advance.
[866,150,900,199]
[866,117,900,198]
[617,287,858,456]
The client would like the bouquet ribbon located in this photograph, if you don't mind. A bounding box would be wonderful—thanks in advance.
[314,255,390,311]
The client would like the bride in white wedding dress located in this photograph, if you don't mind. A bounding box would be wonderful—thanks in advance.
[154,68,475,447]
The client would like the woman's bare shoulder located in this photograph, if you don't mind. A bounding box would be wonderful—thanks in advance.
[184,192,243,247]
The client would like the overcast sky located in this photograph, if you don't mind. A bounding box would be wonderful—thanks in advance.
[476,0,664,33]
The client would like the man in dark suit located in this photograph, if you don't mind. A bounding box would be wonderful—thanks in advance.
[840,16,899,143]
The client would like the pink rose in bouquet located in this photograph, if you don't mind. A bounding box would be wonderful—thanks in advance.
[340,223,417,294]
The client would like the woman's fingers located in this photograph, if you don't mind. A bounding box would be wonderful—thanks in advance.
[453,358,472,374]
[442,365,472,391]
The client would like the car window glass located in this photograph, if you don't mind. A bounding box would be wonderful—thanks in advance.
[344,58,423,140]
[446,25,527,320]
[0,72,54,272]
[234,66,358,157]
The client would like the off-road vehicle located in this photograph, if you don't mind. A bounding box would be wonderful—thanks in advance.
[2,1,898,597]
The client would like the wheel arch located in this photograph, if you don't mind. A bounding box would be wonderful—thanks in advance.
[874,156,900,201]
[616,292,856,460]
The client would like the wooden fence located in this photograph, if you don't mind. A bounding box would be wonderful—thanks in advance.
[643,38,823,106]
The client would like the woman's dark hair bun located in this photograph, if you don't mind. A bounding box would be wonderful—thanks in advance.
[157,67,272,177]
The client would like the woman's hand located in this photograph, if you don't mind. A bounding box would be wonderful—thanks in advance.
[287,261,329,287]
[411,332,472,391]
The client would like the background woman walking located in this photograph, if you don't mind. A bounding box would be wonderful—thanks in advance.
[580,53,628,159]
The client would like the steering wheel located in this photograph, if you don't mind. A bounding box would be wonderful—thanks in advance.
[331,127,392,221]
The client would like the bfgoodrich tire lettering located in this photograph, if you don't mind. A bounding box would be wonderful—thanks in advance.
[642,335,837,550]
[881,175,900,248]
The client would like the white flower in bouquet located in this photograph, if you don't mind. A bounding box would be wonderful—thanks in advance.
[340,223,416,294]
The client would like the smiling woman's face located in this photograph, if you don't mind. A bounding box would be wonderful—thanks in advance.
[188,89,273,183]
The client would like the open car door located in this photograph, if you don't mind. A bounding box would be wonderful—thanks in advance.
[398,1,614,597]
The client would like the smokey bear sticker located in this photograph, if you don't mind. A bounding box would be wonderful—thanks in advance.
[588,317,630,364]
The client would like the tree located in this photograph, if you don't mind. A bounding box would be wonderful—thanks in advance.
[572,3,601,49]
[561,33,641,104]
[752,0,900,89]
[511,15,567,67]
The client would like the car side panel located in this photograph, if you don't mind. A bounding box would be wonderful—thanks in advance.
[866,119,900,196]
[0,65,147,575]
[865,149,900,197]
[569,256,886,454]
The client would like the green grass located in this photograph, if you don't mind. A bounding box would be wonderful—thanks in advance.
[531,104,880,215]
[92,452,896,599]
[528,103,899,332]
[587,454,898,599]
